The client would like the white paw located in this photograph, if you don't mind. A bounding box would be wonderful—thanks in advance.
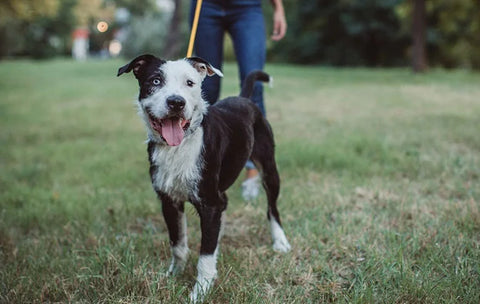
[167,244,189,276]
[189,276,216,304]
[270,218,291,253]
[166,259,186,276]
[273,238,291,253]
[190,253,218,303]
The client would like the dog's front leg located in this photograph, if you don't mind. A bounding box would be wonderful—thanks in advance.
[190,203,226,303]
[159,194,189,275]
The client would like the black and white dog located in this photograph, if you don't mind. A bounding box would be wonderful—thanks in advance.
[118,54,291,302]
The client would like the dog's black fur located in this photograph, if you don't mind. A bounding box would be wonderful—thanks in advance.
[151,76,283,255]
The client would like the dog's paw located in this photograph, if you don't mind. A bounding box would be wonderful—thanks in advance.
[166,259,187,276]
[273,238,292,253]
[167,245,189,276]
[270,218,291,253]
[189,276,216,304]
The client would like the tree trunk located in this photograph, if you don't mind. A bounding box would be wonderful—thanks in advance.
[412,0,427,72]
[164,0,183,58]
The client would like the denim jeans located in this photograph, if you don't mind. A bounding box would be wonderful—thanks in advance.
[190,0,267,117]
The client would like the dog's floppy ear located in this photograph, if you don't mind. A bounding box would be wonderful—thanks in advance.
[186,57,224,78]
[117,54,160,78]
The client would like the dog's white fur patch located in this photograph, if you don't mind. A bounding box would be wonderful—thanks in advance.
[270,216,291,253]
[168,212,189,275]
[149,127,204,202]
[190,250,219,303]
[138,60,209,202]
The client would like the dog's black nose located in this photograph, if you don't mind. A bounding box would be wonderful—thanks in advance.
[166,95,186,112]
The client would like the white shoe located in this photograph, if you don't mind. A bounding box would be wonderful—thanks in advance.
[241,175,260,201]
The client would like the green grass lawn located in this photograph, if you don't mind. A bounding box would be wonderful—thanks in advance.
[1,59,479,303]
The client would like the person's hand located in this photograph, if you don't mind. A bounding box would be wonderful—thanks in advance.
[271,7,287,41]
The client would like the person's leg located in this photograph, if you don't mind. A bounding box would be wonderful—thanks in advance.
[190,0,225,104]
[227,4,267,200]
[228,4,267,115]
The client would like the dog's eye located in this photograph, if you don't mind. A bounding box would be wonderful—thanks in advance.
[186,80,195,87]
[152,78,161,86]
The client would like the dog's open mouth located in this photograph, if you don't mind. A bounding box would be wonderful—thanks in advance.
[148,112,191,146]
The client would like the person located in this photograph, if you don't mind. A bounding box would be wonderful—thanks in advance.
[190,0,287,200]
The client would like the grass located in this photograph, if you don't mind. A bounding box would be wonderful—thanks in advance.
[1,58,479,303]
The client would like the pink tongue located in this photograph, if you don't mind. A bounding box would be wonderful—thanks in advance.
[161,118,184,146]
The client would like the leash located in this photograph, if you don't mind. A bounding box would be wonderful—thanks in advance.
[187,0,203,57]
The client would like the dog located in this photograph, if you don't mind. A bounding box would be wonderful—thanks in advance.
[117,54,291,302]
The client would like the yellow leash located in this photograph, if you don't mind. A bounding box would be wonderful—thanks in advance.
[187,0,203,57]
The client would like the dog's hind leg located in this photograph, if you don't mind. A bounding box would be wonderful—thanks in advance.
[261,159,291,253]
[159,194,189,275]
[190,195,227,303]
[251,123,291,253]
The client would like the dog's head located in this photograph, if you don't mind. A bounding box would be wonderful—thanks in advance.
[118,54,223,146]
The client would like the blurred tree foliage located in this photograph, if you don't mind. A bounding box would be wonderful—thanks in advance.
[0,0,59,21]
[0,0,479,69]
[424,0,480,69]
[271,0,480,69]
[120,10,171,58]
[117,0,188,58]
[395,0,480,69]
[271,0,409,66]
[73,0,116,54]
[0,0,68,58]
[114,0,157,16]
[0,0,113,58]
[74,0,115,27]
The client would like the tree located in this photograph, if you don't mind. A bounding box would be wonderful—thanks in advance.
[428,0,480,69]
[397,0,480,70]
[113,0,157,16]
[0,0,82,58]
[0,0,61,58]
[271,0,409,66]
[0,0,59,22]
[73,0,115,27]
[412,0,427,72]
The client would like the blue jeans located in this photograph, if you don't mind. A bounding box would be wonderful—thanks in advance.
[190,0,267,117]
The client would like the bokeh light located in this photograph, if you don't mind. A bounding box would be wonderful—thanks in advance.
[109,40,122,57]
[97,21,108,33]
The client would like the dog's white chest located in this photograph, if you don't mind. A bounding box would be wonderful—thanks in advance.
[150,128,204,202]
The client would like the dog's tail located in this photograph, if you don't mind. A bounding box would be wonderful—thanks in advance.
[240,70,272,99]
